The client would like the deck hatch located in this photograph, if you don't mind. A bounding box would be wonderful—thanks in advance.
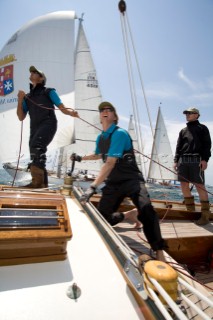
[0,209,60,227]
[0,189,72,266]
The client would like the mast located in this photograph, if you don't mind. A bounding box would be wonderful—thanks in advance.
[118,1,156,179]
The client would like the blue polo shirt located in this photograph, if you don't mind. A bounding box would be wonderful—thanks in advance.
[95,123,132,158]
[22,89,62,113]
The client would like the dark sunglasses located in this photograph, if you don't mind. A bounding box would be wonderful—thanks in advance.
[99,107,114,113]
[185,112,197,115]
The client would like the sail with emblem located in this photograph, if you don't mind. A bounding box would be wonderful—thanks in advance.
[0,12,102,179]
[0,11,76,168]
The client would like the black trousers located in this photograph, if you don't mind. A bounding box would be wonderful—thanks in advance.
[98,179,166,251]
[29,119,57,169]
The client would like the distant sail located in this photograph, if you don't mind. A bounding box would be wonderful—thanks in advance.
[128,114,143,171]
[0,11,76,164]
[148,107,177,181]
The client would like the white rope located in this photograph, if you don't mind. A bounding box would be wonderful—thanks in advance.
[148,276,189,320]
[180,293,211,320]
[178,277,213,308]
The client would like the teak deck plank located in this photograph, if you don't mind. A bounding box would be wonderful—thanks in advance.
[159,220,213,239]
[114,220,213,290]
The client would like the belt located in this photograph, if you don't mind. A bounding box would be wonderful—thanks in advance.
[181,154,200,158]
[180,155,200,162]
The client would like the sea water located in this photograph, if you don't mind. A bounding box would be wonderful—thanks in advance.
[1,168,213,202]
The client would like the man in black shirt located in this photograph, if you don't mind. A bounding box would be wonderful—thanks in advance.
[17,66,78,188]
[174,107,211,225]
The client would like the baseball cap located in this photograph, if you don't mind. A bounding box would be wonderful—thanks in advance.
[29,66,46,84]
[183,107,200,116]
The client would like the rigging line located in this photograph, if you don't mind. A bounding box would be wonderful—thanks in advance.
[12,120,24,187]
[126,14,154,137]
[126,7,166,182]
[120,7,166,182]
[25,95,101,131]
[134,147,213,197]
[168,262,213,291]
[119,10,146,177]
[124,15,144,160]
[118,0,170,184]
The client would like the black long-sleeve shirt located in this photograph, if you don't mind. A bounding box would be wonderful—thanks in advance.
[174,120,211,162]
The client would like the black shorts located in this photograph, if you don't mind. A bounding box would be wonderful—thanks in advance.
[177,156,205,184]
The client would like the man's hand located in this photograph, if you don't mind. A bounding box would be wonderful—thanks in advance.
[17,90,26,101]
[70,153,82,162]
[200,160,207,171]
[70,110,79,118]
[173,162,178,171]
[79,185,97,204]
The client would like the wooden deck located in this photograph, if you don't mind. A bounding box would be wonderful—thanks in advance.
[114,220,213,291]
[114,220,213,319]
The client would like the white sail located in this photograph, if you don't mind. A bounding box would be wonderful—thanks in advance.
[148,107,177,182]
[128,114,143,172]
[64,19,102,175]
[0,11,76,165]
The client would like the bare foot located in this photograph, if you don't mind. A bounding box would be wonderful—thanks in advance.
[156,250,166,262]
[124,209,142,228]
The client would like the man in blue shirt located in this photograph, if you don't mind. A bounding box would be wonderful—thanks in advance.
[17,66,78,188]
[72,101,166,261]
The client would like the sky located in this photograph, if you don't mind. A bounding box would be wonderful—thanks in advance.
[0,0,213,184]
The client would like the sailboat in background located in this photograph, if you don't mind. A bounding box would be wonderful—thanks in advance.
[147,107,178,187]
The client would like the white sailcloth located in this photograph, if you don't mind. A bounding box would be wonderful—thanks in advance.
[0,11,76,165]
[128,114,143,172]
[64,19,102,174]
[148,107,177,182]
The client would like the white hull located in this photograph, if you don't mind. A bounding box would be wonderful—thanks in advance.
[0,192,143,320]
[0,186,212,319]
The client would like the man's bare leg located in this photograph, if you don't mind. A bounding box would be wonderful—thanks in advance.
[156,250,166,262]
[123,208,142,228]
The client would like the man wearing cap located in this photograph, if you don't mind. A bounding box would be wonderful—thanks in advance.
[71,101,166,261]
[17,66,78,188]
[174,107,212,225]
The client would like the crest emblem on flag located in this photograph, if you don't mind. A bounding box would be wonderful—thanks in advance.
[0,65,14,96]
